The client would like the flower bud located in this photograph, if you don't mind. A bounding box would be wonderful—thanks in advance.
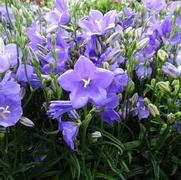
[130,93,138,106]
[91,131,102,143]
[148,104,160,117]
[136,38,150,50]
[125,27,133,36]
[174,5,181,17]
[106,31,121,45]
[157,49,168,62]
[144,97,150,106]
[20,116,34,127]
[157,81,171,94]
[172,80,179,87]
[103,62,110,70]
[126,81,135,94]
[95,38,102,55]
[167,113,175,124]
[151,78,156,87]
[175,111,181,119]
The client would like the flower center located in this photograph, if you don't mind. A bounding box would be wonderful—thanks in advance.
[82,78,91,88]
[0,106,10,120]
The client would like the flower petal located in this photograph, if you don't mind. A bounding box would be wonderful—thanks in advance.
[91,68,114,88]
[74,56,96,78]
[0,55,10,73]
[70,87,88,109]
[58,70,81,91]
[88,86,107,106]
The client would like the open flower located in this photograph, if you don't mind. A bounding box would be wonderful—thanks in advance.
[58,56,114,109]
[0,78,22,127]
[142,0,166,13]
[79,10,116,38]
[45,0,70,32]
[0,38,17,73]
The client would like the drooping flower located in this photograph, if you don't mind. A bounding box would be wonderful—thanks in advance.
[142,0,166,13]
[162,62,180,79]
[45,0,70,32]
[27,22,44,51]
[48,100,78,122]
[0,38,17,73]
[58,56,114,109]
[132,97,150,120]
[0,77,22,127]
[136,61,152,79]
[108,68,128,93]
[59,121,78,150]
[44,32,70,74]
[99,93,120,125]
[79,10,117,38]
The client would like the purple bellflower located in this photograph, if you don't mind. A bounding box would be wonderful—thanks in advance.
[59,121,78,150]
[162,62,180,79]
[142,0,166,13]
[0,77,22,127]
[79,10,116,38]
[48,100,78,122]
[45,0,70,32]
[133,97,150,120]
[99,93,120,125]
[58,56,114,109]
[48,101,79,150]
[0,38,17,73]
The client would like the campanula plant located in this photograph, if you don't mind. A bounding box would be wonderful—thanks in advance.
[0,0,181,179]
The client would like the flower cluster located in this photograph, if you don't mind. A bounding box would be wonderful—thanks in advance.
[0,0,181,152]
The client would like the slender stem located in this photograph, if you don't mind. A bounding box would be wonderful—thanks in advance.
[5,0,13,32]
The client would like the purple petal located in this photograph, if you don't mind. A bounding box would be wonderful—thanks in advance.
[0,55,9,73]
[58,70,81,92]
[74,56,96,78]
[91,68,114,88]
[70,87,88,109]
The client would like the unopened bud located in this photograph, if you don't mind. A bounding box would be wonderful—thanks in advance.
[91,131,102,143]
[125,27,133,36]
[103,62,110,70]
[157,49,168,62]
[157,81,171,94]
[20,116,34,127]
[130,93,138,106]
[167,113,175,124]
[144,98,150,106]
[136,38,150,50]
[175,111,181,119]
[148,104,160,117]
[127,81,135,94]
[106,31,121,45]
[151,78,156,87]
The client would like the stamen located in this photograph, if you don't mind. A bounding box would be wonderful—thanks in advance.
[82,78,91,88]
[0,106,11,120]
